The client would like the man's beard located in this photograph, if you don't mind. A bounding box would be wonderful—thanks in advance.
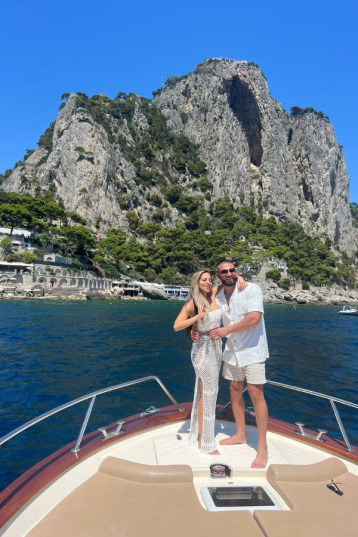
[222,279,236,287]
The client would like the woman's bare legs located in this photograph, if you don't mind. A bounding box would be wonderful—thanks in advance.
[197,377,219,455]
[197,378,203,448]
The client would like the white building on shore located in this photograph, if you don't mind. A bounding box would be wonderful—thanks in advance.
[153,284,189,300]
[0,259,112,297]
[0,259,188,300]
[0,227,35,253]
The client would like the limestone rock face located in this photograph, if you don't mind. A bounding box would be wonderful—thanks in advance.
[154,61,355,253]
[2,60,356,253]
[258,278,358,304]
[85,289,116,300]
[3,95,140,230]
[289,113,351,246]
[139,282,168,300]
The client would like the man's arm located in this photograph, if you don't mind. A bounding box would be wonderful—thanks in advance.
[209,311,261,339]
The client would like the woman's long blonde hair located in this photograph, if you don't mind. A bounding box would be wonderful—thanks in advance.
[189,270,212,318]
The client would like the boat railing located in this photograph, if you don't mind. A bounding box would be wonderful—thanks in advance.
[2,377,357,455]
[0,376,184,454]
[224,379,358,452]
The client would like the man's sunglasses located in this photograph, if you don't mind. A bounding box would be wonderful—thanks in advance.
[219,268,236,275]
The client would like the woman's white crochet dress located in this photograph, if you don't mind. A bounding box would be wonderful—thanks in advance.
[188,309,222,453]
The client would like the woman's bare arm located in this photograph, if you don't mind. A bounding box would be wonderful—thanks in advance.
[173,300,205,332]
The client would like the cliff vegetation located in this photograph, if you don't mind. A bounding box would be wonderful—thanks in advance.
[0,191,356,288]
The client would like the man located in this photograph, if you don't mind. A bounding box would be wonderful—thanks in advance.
[209,260,269,468]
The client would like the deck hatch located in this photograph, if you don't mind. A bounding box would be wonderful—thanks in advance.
[201,485,281,512]
[208,486,274,507]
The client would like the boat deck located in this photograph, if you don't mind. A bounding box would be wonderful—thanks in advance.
[110,418,351,468]
[103,418,358,510]
[3,418,358,537]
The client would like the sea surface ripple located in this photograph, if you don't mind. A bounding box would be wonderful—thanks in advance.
[0,300,357,489]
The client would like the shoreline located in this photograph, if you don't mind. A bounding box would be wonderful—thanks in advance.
[1,279,357,305]
[0,292,357,306]
[260,281,358,305]
[0,294,147,301]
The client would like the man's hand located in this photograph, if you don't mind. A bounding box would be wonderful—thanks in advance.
[191,329,201,342]
[209,326,230,339]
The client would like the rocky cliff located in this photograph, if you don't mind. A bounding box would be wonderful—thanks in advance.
[2,58,355,254]
[154,61,354,252]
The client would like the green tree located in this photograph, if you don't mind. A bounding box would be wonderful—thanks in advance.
[350,202,358,228]
[18,251,38,263]
[58,226,96,257]
[279,277,291,289]
[0,204,32,232]
[174,196,200,214]
[126,211,140,229]
[265,269,281,282]
[0,236,13,255]
[38,122,55,150]
[164,74,187,88]
[166,185,182,203]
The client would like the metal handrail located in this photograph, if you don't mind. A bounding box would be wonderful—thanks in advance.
[222,379,358,452]
[0,376,184,453]
[2,377,357,455]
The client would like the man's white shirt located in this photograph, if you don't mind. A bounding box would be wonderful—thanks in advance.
[216,282,269,367]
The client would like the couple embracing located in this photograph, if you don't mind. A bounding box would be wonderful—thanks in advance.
[173,260,269,468]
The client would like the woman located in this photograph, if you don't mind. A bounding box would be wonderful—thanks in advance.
[173,270,223,454]
[174,270,247,454]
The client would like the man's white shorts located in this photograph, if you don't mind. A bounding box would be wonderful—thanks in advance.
[222,361,266,385]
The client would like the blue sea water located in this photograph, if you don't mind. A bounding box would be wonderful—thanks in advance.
[0,300,358,490]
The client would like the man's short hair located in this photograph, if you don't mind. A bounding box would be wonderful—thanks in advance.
[216,259,235,270]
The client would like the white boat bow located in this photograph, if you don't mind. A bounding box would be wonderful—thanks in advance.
[1,377,358,537]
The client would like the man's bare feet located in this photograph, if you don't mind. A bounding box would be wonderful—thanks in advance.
[251,447,268,468]
[219,434,248,446]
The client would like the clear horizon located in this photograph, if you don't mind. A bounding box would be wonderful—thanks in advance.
[1,0,357,202]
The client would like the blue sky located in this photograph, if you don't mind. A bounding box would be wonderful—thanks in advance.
[1,0,357,201]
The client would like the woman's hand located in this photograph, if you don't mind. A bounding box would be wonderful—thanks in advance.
[197,306,206,319]
[237,276,248,291]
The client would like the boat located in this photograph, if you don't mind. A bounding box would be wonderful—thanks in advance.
[338,305,358,316]
[1,376,358,537]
